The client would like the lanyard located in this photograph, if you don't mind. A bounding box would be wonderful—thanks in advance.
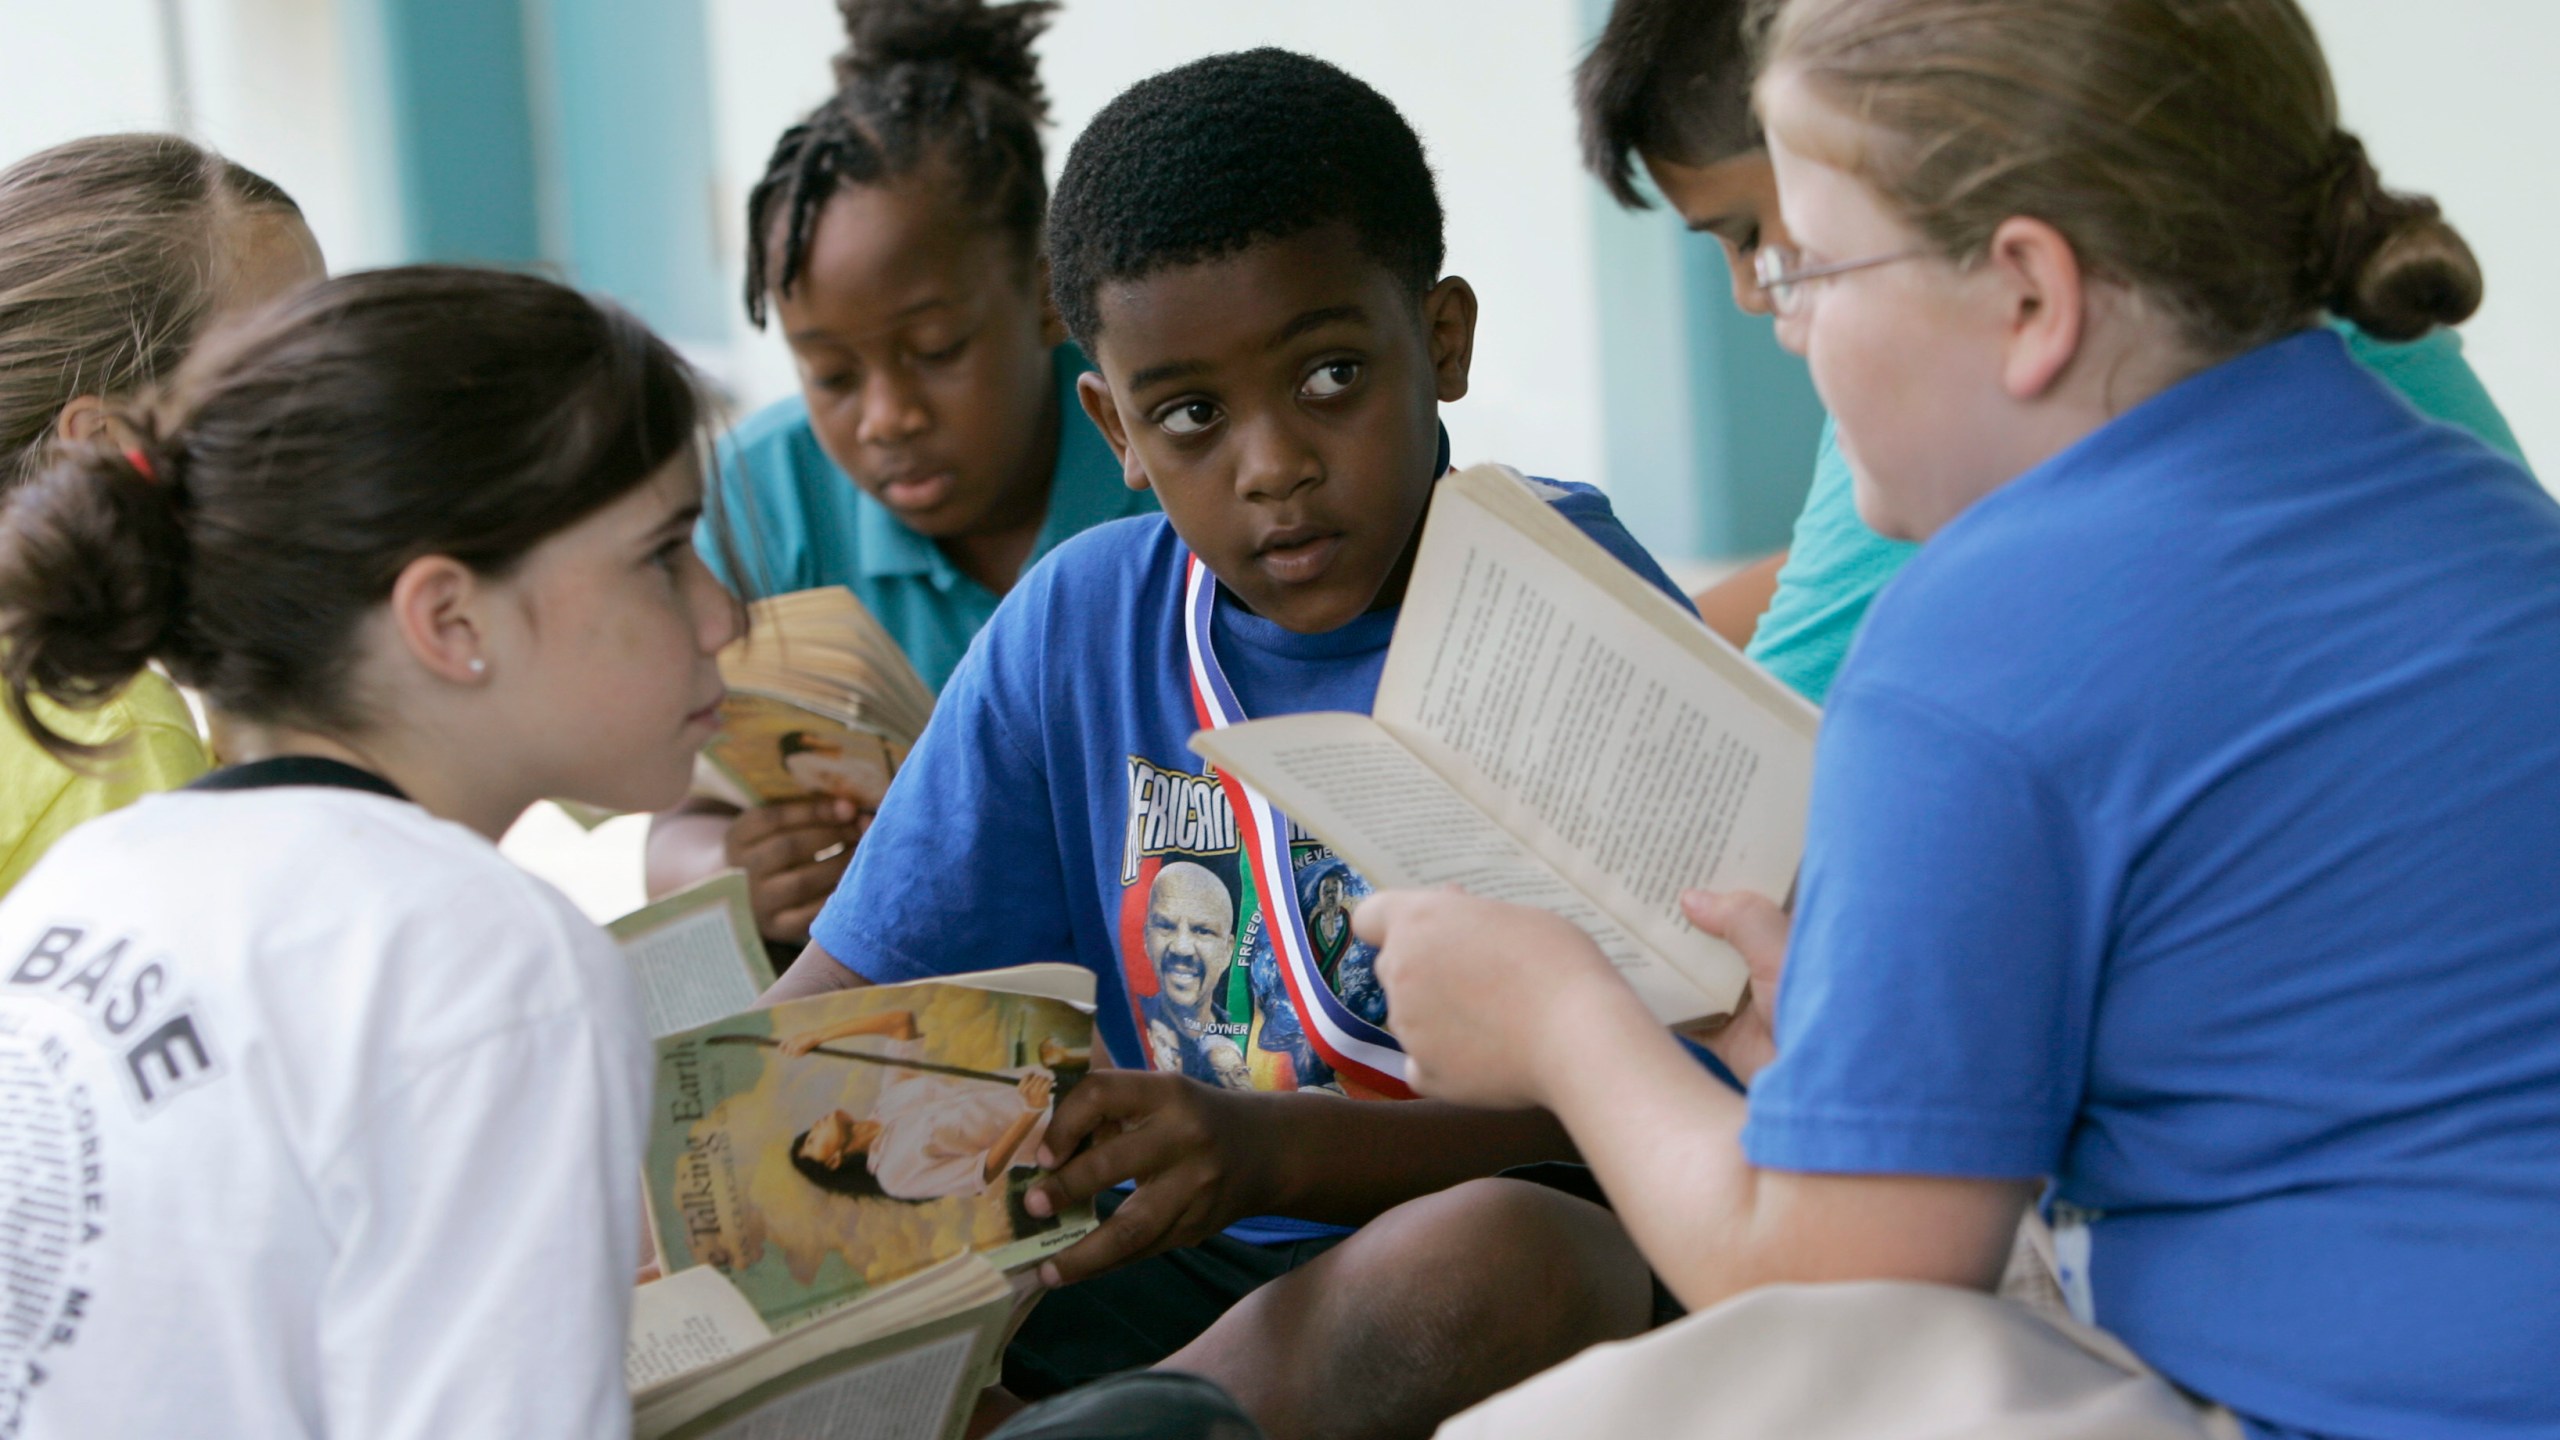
[1181,554,1414,1099]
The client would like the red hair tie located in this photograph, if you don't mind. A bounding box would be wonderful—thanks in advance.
[124,447,157,484]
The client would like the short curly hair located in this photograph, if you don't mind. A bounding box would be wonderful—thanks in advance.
[1047,49,1445,346]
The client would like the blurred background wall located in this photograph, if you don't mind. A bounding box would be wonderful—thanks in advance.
[3,0,2551,575]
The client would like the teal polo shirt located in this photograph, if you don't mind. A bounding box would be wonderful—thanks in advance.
[702,344,1153,694]
[1746,318,2531,705]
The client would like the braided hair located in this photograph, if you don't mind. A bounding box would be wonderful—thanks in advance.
[743,0,1058,328]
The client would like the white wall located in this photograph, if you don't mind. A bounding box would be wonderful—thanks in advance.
[2300,0,2555,475]
[0,0,400,271]
[0,0,180,164]
[10,0,2548,483]
[700,0,1609,486]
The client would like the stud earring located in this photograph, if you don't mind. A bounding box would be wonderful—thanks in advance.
[468,657,488,676]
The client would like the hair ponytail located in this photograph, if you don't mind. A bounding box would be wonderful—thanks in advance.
[1765,0,2486,358]
[0,437,191,759]
[2313,132,2482,342]
[747,0,1059,326]
[0,266,704,762]
[833,0,1053,112]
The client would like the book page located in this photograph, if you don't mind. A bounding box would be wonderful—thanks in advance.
[637,1258,1012,1440]
[1190,713,1728,1023]
[629,1267,773,1392]
[610,872,772,1038]
[1371,468,1818,1011]
[695,1329,977,1440]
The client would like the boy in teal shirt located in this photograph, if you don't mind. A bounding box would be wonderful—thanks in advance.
[1581,0,2530,704]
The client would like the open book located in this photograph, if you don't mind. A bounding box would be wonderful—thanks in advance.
[628,1253,1016,1440]
[608,871,776,1038]
[645,966,1099,1332]
[1190,466,1819,1025]
[701,587,938,807]
[631,966,1100,1438]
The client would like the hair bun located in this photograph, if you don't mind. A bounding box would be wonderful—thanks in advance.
[0,437,191,752]
[2314,131,2483,342]
[833,0,1059,122]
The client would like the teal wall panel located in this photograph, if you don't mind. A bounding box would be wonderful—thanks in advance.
[1576,0,1826,562]
[366,0,544,266]
[529,0,729,346]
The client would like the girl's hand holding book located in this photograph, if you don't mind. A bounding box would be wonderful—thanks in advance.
[726,796,872,942]
[1674,890,1790,1086]
[1357,889,1636,1111]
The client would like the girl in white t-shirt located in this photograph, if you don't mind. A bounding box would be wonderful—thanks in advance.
[0,267,739,1440]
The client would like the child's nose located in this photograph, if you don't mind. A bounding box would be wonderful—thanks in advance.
[1232,416,1321,502]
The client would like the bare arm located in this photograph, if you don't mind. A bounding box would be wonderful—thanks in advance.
[649,796,868,946]
[1537,978,2031,1310]
[1692,550,1787,651]
[1026,1075,1575,1284]
[1361,891,2033,1313]
[756,940,873,1007]
[644,796,739,899]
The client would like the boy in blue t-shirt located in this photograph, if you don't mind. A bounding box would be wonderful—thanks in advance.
[765,49,1687,1439]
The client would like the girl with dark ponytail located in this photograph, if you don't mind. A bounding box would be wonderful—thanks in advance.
[0,266,737,1439]
[649,0,1152,950]
[1328,4,2560,1440]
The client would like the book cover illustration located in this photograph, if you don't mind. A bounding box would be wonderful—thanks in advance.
[702,691,907,807]
[649,984,1095,1332]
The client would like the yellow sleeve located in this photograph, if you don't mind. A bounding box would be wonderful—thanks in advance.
[0,673,211,895]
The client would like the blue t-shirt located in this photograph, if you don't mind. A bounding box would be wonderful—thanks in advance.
[813,481,1693,1240]
[1747,319,2529,705]
[702,343,1154,693]
[1745,329,2560,1440]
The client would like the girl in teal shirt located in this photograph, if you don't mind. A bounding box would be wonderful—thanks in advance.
[651,0,1153,945]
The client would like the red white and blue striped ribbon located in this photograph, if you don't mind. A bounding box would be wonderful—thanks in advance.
[1181,554,1414,1099]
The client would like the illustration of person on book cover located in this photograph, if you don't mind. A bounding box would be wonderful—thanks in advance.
[649,985,1095,1330]
[782,1008,1083,1202]
[1117,759,1389,1097]
[702,692,901,804]
[778,730,891,805]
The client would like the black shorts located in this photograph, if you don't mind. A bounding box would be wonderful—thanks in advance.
[1002,1191,1348,1400]
[1002,1167,1680,1399]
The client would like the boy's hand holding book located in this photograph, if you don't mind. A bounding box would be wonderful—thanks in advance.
[1020,1071,1286,1287]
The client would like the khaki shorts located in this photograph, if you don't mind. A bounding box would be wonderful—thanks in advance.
[1437,1262,2241,1440]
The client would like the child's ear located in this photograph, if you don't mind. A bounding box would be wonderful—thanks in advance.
[1422,277,1478,404]
[1984,216,2085,401]
[52,395,111,446]
[1076,371,1151,494]
[386,554,494,688]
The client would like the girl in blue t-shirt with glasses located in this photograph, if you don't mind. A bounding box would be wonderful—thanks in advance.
[1356,2,2560,1439]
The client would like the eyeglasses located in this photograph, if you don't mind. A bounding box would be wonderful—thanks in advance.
[1752,244,1927,317]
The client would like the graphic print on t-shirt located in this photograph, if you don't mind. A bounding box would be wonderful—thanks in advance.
[1,922,222,1432]
[1117,757,1386,1096]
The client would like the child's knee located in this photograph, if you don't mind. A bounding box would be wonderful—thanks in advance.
[1367,1178,1652,1325]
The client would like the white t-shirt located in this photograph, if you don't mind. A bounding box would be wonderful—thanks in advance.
[0,782,652,1440]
